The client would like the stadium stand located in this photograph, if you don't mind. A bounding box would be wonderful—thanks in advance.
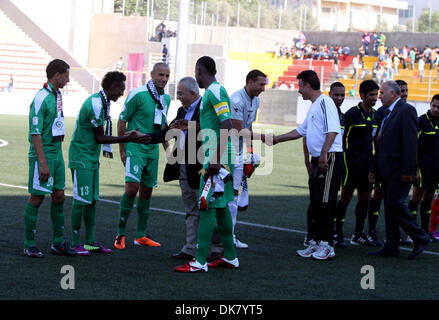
[228,51,293,88]
[335,55,439,102]
[229,51,354,91]
[0,7,87,94]
[277,57,353,90]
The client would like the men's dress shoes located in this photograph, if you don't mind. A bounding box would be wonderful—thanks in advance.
[171,251,194,260]
[368,247,399,257]
[408,242,428,260]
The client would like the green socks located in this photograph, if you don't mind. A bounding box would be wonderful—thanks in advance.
[50,202,65,245]
[216,207,237,261]
[195,207,237,265]
[71,203,83,246]
[117,194,151,239]
[117,194,135,235]
[24,201,65,247]
[24,202,38,248]
[136,197,150,239]
[195,208,217,265]
[71,202,96,245]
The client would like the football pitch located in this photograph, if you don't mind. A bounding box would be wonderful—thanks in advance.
[0,114,438,301]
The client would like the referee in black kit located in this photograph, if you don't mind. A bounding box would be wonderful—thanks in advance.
[408,94,439,235]
[334,80,379,248]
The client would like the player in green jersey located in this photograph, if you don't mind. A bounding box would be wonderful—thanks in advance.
[68,71,147,256]
[24,59,76,258]
[175,56,239,272]
[114,63,171,249]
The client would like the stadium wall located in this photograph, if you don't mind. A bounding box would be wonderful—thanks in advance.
[258,90,298,126]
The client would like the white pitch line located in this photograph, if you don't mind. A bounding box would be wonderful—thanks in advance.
[0,139,8,147]
[1,182,438,257]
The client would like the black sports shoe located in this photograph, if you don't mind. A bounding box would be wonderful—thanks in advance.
[51,241,77,256]
[351,233,375,246]
[24,246,44,258]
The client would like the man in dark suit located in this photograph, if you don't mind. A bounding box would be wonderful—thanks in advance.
[148,76,222,260]
[369,80,430,259]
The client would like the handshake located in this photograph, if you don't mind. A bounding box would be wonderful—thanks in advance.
[261,133,279,146]
[124,128,151,144]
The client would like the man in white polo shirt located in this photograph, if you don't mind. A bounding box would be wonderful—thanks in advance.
[266,70,343,261]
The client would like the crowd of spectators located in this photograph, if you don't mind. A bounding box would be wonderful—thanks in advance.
[272,31,353,80]
[152,21,176,42]
[271,30,439,88]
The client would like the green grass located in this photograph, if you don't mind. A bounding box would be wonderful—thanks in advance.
[0,114,438,300]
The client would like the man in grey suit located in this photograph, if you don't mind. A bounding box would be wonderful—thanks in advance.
[369,81,430,259]
[147,77,222,260]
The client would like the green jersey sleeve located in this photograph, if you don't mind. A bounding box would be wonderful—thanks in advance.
[29,89,50,135]
[89,96,105,128]
[207,84,231,123]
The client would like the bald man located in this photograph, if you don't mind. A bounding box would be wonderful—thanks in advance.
[114,63,171,250]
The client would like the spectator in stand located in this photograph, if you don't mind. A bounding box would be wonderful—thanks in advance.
[342,45,351,60]
[155,21,166,41]
[375,64,384,85]
[162,44,168,63]
[423,46,432,69]
[349,85,356,97]
[378,32,386,47]
[393,53,400,76]
[410,47,416,70]
[304,44,313,59]
[358,45,365,63]
[431,47,439,70]
[378,44,387,61]
[372,32,380,56]
[6,74,13,92]
[385,54,393,80]
[362,32,371,56]
[401,45,409,69]
[279,82,289,90]
[298,31,307,49]
[351,54,360,79]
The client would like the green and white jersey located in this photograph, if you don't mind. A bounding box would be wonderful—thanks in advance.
[200,81,234,166]
[68,93,106,170]
[119,85,170,159]
[28,87,62,159]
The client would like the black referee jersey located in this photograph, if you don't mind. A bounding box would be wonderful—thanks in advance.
[417,110,439,161]
[416,111,439,189]
[343,104,378,171]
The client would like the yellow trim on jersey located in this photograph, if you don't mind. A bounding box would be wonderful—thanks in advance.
[214,102,230,116]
